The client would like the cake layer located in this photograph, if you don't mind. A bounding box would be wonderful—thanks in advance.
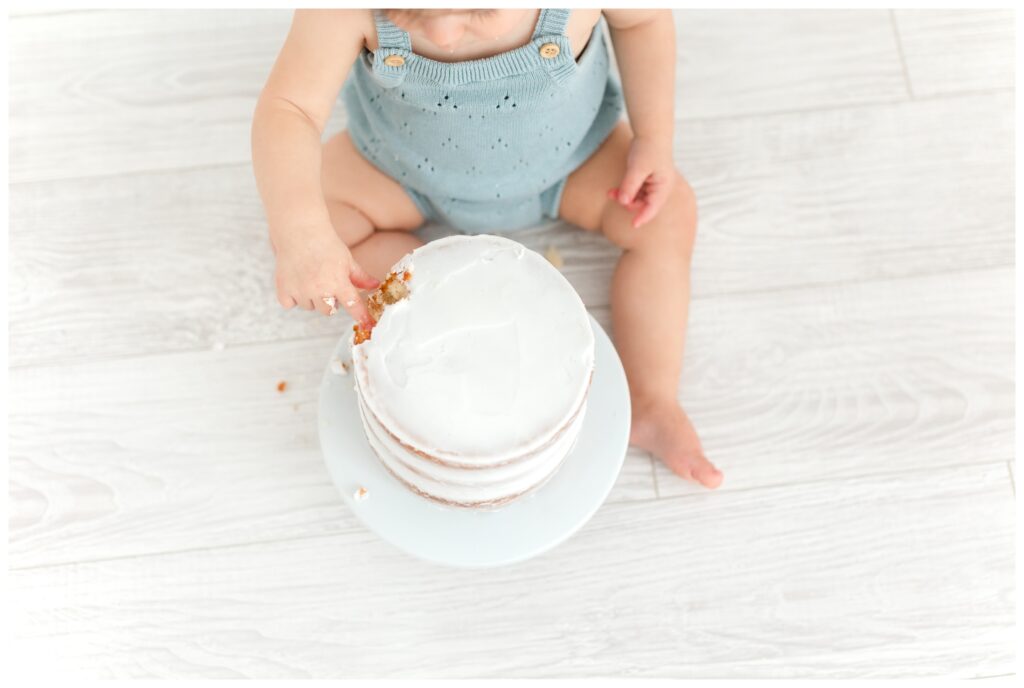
[358,392,585,508]
[353,235,595,463]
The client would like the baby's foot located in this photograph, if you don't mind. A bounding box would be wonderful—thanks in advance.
[631,399,723,489]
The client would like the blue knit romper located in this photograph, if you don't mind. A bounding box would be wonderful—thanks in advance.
[341,9,624,233]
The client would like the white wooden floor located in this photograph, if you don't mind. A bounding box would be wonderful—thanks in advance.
[8,9,1016,679]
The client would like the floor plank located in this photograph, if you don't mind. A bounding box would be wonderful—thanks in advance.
[677,10,908,119]
[10,463,1014,679]
[679,90,1013,296]
[9,9,914,183]
[654,267,1014,497]
[893,10,1015,97]
[9,92,1013,367]
[8,329,655,570]
[8,9,347,184]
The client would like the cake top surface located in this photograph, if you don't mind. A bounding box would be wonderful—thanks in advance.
[353,234,594,460]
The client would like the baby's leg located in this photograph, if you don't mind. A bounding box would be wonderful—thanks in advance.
[321,131,425,280]
[559,121,722,489]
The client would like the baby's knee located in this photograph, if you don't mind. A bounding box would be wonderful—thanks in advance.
[667,173,698,255]
[672,172,697,222]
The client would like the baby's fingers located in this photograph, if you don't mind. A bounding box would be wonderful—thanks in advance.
[607,188,645,213]
[335,287,373,327]
[616,167,648,206]
[632,185,670,228]
[349,262,380,291]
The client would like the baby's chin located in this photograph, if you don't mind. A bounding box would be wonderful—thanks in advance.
[425,34,498,52]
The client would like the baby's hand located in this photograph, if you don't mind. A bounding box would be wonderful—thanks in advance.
[272,224,379,325]
[607,136,676,229]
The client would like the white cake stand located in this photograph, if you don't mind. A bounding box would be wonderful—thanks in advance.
[318,314,631,568]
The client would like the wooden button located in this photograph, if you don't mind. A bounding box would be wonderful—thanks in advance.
[383,54,405,67]
[539,42,560,59]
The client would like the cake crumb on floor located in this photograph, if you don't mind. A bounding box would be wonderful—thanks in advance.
[544,245,564,269]
[277,381,287,393]
[354,486,369,501]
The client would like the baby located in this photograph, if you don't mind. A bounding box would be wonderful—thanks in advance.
[252,8,723,489]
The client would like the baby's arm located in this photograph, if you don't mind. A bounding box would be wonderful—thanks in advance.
[603,9,677,228]
[251,9,378,322]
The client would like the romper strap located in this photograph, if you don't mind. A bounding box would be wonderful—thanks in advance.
[373,10,412,50]
[533,10,575,85]
[371,10,410,88]
[531,9,571,38]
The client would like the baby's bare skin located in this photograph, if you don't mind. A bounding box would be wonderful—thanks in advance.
[253,9,722,489]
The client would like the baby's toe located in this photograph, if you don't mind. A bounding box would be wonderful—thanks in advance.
[686,454,723,489]
[695,461,723,489]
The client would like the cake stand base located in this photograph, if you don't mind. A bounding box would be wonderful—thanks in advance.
[318,314,631,568]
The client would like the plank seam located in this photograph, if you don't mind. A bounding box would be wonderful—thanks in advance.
[650,454,661,499]
[9,9,101,18]
[677,86,1011,124]
[911,86,1019,104]
[8,160,255,188]
[889,9,916,100]
[10,528,365,573]
[655,458,1015,505]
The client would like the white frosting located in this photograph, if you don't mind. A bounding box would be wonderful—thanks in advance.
[353,235,594,463]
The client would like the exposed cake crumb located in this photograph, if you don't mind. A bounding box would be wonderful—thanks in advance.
[330,357,350,376]
[353,486,369,501]
[353,323,372,345]
[354,269,413,344]
[277,381,287,393]
[544,245,564,269]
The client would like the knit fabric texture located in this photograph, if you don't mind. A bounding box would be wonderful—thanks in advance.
[341,9,624,233]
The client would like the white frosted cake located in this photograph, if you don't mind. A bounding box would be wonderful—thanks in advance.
[351,234,594,509]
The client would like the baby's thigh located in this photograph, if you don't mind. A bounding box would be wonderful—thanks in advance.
[321,131,425,238]
[558,121,634,234]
